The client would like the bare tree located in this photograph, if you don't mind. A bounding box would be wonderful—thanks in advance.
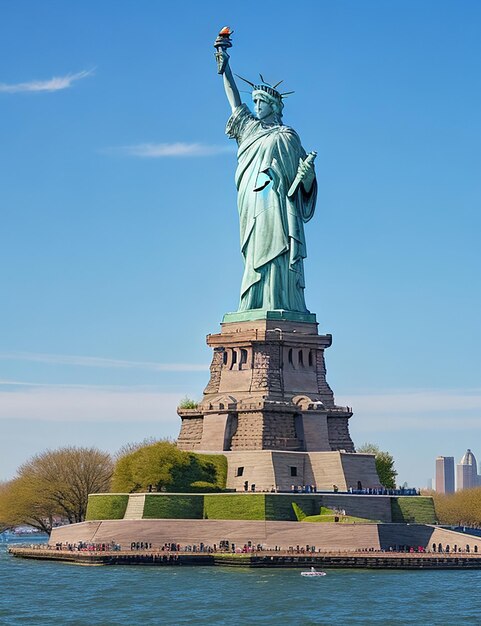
[0,447,113,534]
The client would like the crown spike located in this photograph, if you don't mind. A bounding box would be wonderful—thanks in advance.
[280,91,295,98]
[273,80,284,89]
[259,73,267,84]
[235,74,255,87]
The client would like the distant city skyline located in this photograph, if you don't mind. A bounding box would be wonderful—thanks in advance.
[435,456,455,494]
[433,449,480,492]
[456,449,479,491]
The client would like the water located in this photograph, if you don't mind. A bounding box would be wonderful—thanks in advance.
[1,538,481,625]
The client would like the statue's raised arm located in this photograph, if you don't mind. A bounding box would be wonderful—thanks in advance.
[215,27,318,318]
[214,27,241,112]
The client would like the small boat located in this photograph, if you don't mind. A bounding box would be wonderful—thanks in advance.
[301,567,326,577]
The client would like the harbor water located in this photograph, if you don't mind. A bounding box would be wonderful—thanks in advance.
[1,537,481,625]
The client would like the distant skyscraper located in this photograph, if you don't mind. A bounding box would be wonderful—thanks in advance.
[435,456,455,493]
[456,449,478,491]
[427,478,433,491]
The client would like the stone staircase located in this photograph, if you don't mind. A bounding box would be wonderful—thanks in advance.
[123,494,146,520]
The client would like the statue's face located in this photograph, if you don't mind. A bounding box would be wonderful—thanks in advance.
[254,98,274,120]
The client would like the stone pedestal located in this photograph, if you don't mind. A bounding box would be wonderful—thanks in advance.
[177,317,379,490]
[178,318,354,452]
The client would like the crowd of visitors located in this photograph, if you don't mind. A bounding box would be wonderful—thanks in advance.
[276,485,421,495]
[50,541,122,551]
[24,539,480,556]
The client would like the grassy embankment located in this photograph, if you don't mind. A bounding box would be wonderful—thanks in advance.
[86,495,129,520]
[86,493,438,524]
[391,497,437,524]
[294,504,378,524]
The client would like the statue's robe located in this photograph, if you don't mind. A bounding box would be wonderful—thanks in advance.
[226,104,317,312]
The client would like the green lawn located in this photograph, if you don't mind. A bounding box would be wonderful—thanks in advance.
[391,497,437,524]
[85,492,436,525]
[86,494,129,520]
[204,494,266,520]
[143,494,204,519]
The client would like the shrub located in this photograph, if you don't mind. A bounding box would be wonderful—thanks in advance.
[178,397,198,409]
[189,481,222,493]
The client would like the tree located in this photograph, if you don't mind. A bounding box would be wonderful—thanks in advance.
[357,443,398,489]
[0,446,113,534]
[0,476,59,535]
[431,487,481,526]
[0,481,13,532]
[111,439,226,493]
[112,440,187,492]
[114,437,158,461]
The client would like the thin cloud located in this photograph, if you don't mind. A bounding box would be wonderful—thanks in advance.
[0,380,168,390]
[0,385,183,423]
[0,383,479,431]
[108,142,234,158]
[338,389,481,433]
[0,69,94,93]
[0,351,206,372]
[338,389,481,414]
[353,415,481,433]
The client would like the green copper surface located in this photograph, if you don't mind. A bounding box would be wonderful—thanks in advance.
[217,31,317,316]
[222,309,317,324]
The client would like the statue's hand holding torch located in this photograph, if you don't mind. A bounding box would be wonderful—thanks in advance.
[214,26,233,75]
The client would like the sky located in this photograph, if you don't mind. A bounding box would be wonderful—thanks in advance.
[1,0,480,487]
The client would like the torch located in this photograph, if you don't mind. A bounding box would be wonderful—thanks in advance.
[288,151,317,197]
[214,26,233,74]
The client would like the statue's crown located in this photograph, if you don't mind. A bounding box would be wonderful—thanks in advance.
[253,83,282,102]
[236,74,294,101]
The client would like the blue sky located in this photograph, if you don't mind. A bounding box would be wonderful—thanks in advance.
[1,0,480,486]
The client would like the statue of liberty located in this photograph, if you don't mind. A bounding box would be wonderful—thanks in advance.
[215,28,317,316]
